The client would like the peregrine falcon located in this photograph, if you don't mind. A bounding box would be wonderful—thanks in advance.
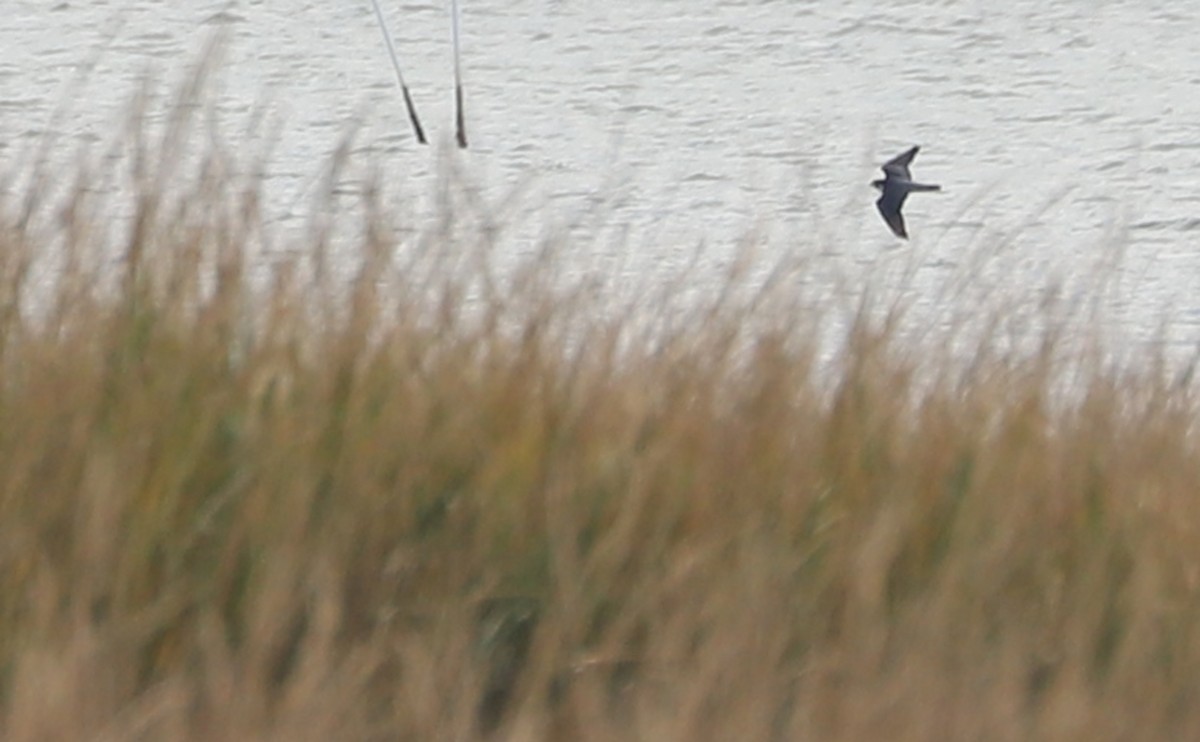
[872,146,941,239]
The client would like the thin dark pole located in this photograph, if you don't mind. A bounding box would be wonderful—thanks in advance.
[369,0,427,144]
[450,0,467,148]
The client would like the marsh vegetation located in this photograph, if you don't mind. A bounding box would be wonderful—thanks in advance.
[1,61,1199,741]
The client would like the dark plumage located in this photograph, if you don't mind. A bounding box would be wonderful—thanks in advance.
[871,146,941,239]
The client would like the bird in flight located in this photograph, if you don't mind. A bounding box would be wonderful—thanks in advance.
[872,146,940,239]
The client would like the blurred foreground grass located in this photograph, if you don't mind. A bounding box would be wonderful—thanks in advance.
[2,69,1200,742]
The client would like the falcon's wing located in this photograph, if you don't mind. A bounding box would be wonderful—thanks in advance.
[881,146,920,181]
[876,189,909,239]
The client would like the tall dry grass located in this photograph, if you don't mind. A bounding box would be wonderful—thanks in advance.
[1,59,1200,741]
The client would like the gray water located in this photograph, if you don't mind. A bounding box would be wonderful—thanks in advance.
[6,0,1200,355]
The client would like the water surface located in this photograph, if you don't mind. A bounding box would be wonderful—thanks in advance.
[5,0,1200,354]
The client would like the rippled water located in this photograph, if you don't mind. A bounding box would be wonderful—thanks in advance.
[6,0,1200,350]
